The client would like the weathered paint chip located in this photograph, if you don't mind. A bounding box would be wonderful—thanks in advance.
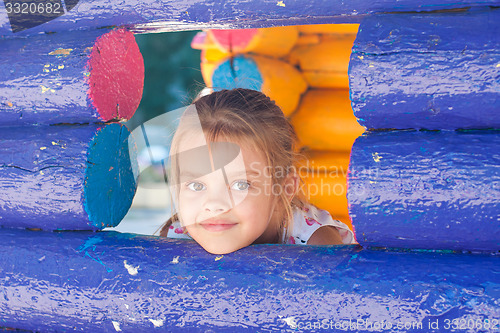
[149,319,164,327]
[372,152,382,162]
[40,85,55,93]
[112,321,121,331]
[123,260,139,275]
[282,316,297,328]
[49,48,73,56]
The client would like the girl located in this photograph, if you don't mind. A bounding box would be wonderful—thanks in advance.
[159,88,355,254]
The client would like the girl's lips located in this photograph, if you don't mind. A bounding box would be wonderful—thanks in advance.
[200,220,237,232]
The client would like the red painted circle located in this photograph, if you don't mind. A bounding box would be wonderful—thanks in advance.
[210,29,258,52]
[87,29,144,122]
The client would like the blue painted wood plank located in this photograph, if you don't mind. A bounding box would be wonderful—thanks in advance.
[0,123,137,230]
[347,130,500,251]
[1,0,498,37]
[0,228,498,332]
[349,10,500,130]
[0,28,143,125]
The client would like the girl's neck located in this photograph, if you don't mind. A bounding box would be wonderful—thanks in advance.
[252,204,284,244]
[253,225,280,244]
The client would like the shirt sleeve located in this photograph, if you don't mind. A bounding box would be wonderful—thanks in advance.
[166,220,193,240]
[286,204,356,245]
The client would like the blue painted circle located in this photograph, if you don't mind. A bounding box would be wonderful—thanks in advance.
[84,124,138,229]
[212,55,263,91]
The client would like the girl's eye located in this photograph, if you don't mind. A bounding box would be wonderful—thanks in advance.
[187,182,206,192]
[231,180,250,191]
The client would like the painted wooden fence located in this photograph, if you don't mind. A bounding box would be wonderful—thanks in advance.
[1,0,498,36]
[0,1,499,332]
[1,228,499,332]
[349,11,500,130]
[0,124,137,230]
[0,28,143,125]
[348,130,500,252]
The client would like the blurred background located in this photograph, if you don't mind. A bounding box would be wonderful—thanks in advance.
[107,24,363,236]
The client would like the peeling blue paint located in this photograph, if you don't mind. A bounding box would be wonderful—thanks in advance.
[348,130,500,251]
[79,236,113,272]
[349,11,500,130]
[0,124,137,230]
[1,0,498,36]
[0,229,499,332]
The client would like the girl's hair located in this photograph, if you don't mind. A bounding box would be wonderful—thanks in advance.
[159,88,306,242]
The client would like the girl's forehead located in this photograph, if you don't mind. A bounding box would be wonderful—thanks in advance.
[177,131,264,158]
[176,130,206,150]
[175,132,269,172]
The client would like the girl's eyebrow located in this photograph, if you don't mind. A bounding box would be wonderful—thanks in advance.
[180,169,260,179]
[179,171,202,179]
[226,169,260,178]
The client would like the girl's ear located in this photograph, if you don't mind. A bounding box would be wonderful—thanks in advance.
[283,171,300,202]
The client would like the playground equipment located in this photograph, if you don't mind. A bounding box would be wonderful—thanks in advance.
[0,29,144,125]
[349,11,500,130]
[0,124,136,230]
[0,1,499,331]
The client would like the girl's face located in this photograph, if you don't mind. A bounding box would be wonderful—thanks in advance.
[173,132,280,254]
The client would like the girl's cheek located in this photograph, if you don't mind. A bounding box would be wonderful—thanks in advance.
[233,188,268,209]
[179,191,204,211]
[180,188,201,199]
[231,190,249,205]
[233,187,265,205]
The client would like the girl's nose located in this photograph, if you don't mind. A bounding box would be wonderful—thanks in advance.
[203,195,231,213]
[203,181,232,213]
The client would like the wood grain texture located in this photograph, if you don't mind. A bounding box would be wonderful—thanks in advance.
[1,0,498,36]
[349,10,500,130]
[347,130,500,251]
[0,123,137,230]
[0,228,498,331]
[0,28,143,125]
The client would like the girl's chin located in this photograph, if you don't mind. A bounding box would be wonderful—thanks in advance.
[186,226,256,254]
[197,239,250,255]
[204,248,236,255]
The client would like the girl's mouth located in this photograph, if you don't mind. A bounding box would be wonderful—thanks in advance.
[200,220,237,232]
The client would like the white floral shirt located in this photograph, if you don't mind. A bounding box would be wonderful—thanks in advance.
[282,204,355,245]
